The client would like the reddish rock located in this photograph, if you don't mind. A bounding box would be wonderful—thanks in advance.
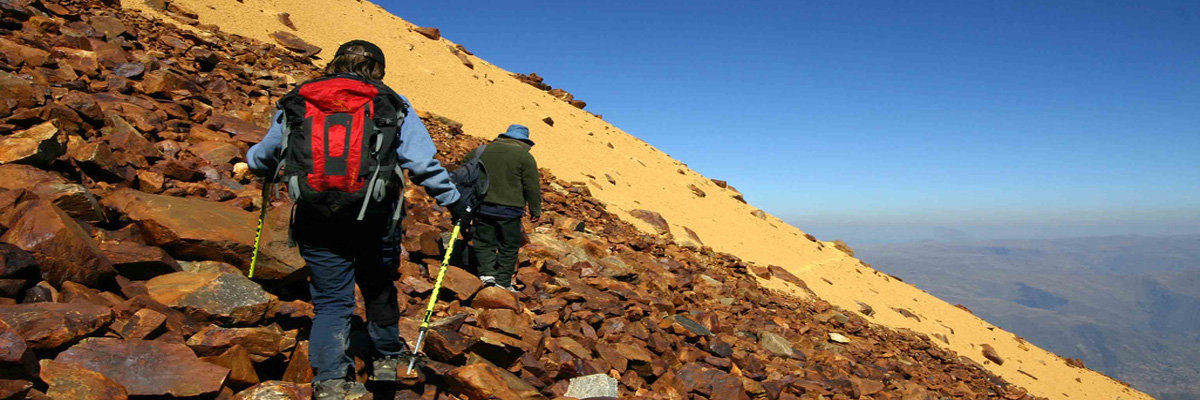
[0,302,112,349]
[0,319,34,375]
[277,13,297,30]
[201,345,260,389]
[54,338,228,397]
[447,362,546,400]
[99,241,182,280]
[188,140,241,165]
[101,189,303,280]
[688,184,706,197]
[0,121,66,167]
[281,340,312,383]
[111,308,165,340]
[426,264,483,300]
[233,381,311,400]
[471,286,519,310]
[68,140,122,181]
[269,31,320,57]
[629,209,671,236]
[0,71,39,116]
[186,324,294,362]
[0,200,115,287]
[0,243,38,279]
[0,379,31,399]
[414,26,440,40]
[87,15,126,40]
[750,209,767,220]
[141,69,189,96]
[39,359,128,400]
[146,271,275,325]
[981,344,1003,365]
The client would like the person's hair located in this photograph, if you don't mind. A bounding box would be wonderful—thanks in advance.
[324,45,385,80]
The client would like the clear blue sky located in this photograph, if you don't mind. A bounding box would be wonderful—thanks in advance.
[383,1,1200,243]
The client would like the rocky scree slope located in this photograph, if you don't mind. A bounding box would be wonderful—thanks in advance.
[0,0,1061,398]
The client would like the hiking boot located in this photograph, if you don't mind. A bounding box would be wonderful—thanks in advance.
[313,378,369,400]
[479,275,497,286]
[370,356,401,382]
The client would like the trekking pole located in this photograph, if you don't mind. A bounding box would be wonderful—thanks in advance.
[248,179,275,279]
[405,220,464,375]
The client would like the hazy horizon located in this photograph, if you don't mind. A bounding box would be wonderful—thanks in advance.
[787,213,1200,244]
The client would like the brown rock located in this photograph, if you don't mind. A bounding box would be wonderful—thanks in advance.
[568,100,587,109]
[277,13,297,30]
[0,71,39,116]
[102,114,159,160]
[281,340,312,383]
[135,170,165,193]
[766,265,807,288]
[0,379,31,399]
[0,319,34,374]
[101,189,303,280]
[414,26,440,40]
[39,359,128,400]
[0,200,116,287]
[981,344,1003,365]
[68,140,122,181]
[0,121,66,167]
[233,381,311,400]
[146,271,275,325]
[471,286,519,310]
[750,209,767,220]
[688,184,706,197]
[477,309,531,339]
[54,338,228,397]
[188,140,241,165]
[629,209,671,236]
[0,243,38,279]
[99,241,182,280]
[0,302,112,349]
[187,324,294,362]
[113,308,166,339]
[140,69,189,96]
[87,16,126,40]
[447,362,546,400]
[0,38,50,68]
[426,264,483,300]
[541,116,554,126]
[201,345,260,389]
[269,31,320,57]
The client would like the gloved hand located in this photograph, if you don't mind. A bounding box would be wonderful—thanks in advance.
[449,199,472,222]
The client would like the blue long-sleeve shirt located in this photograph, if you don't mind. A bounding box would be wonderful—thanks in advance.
[245,96,460,206]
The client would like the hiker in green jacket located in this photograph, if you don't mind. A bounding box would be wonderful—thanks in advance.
[464,124,542,291]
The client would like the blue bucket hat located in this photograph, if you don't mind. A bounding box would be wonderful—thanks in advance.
[499,124,534,146]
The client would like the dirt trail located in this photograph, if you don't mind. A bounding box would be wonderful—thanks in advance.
[120,1,1153,398]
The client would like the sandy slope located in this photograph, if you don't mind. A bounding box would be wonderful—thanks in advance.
[120,1,1153,398]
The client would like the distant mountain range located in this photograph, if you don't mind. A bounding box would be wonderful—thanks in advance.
[856,234,1200,400]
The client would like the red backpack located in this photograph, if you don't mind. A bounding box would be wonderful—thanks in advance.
[275,74,407,223]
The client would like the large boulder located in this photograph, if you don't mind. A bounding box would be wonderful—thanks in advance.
[102,189,303,280]
[0,320,34,375]
[54,338,228,397]
[145,271,275,325]
[0,302,112,349]
[0,200,115,287]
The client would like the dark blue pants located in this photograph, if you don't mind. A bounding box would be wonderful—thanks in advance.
[294,206,405,382]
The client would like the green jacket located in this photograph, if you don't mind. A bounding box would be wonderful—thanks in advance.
[464,138,542,217]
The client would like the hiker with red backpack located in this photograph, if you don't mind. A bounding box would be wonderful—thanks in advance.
[246,40,465,399]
